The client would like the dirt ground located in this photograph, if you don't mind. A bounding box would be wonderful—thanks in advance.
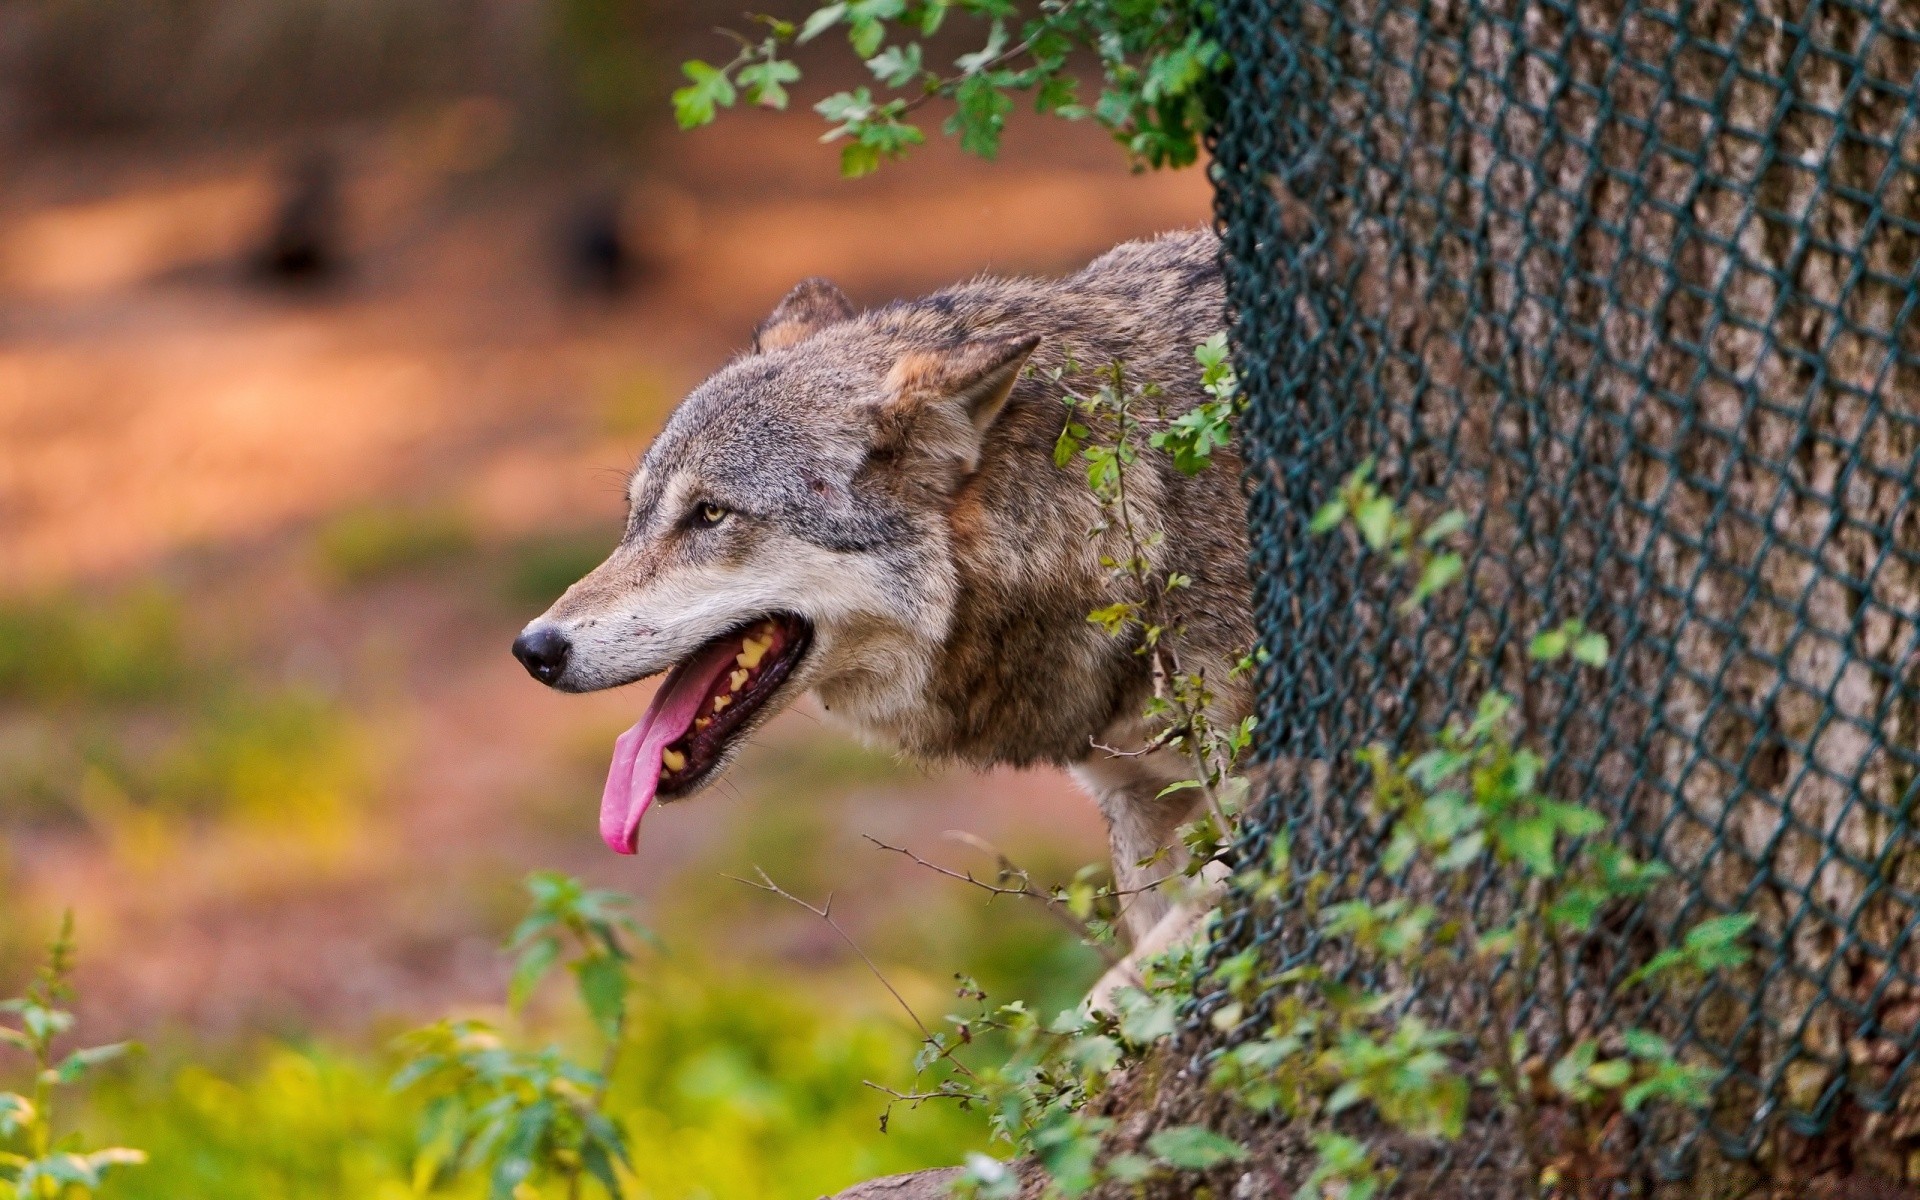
[0,104,1214,1039]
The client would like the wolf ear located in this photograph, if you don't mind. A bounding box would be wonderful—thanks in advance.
[886,335,1040,430]
[753,278,855,352]
[877,334,1041,471]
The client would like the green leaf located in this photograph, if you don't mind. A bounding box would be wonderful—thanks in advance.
[946,74,1012,159]
[508,937,559,1012]
[1539,799,1606,837]
[1355,495,1394,550]
[954,18,1009,74]
[738,58,802,110]
[575,953,630,1040]
[840,141,882,177]
[1052,422,1085,467]
[849,17,886,57]
[1572,630,1610,667]
[797,3,848,42]
[1420,509,1468,545]
[1086,601,1137,634]
[1550,1039,1599,1099]
[1501,815,1560,877]
[672,60,737,129]
[1685,912,1757,951]
[1530,627,1569,661]
[581,1138,625,1199]
[1408,551,1463,605]
[55,1041,133,1084]
[867,43,923,87]
[1146,1125,1246,1170]
[0,1093,30,1138]
[1308,498,1346,534]
[1116,990,1178,1045]
[1587,1057,1633,1089]
[1104,1153,1155,1183]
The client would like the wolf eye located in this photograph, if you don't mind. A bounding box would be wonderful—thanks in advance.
[692,503,730,528]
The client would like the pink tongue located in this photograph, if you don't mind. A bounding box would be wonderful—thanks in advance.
[599,637,741,855]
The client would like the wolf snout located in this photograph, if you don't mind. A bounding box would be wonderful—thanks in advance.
[512,624,572,686]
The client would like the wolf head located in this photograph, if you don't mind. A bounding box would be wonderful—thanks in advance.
[513,279,1038,854]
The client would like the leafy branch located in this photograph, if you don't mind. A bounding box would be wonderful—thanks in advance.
[674,1,1226,176]
[1050,335,1255,851]
[1192,471,1755,1199]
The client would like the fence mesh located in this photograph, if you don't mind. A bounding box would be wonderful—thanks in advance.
[1209,0,1920,1185]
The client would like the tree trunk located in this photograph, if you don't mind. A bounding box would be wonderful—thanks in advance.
[1208,0,1920,1187]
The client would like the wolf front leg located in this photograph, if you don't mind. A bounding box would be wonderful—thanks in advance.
[1070,747,1203,942]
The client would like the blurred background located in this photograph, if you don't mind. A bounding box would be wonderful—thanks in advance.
[0,1,1210,1194]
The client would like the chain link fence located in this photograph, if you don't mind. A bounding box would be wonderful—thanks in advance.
[1210,0,1920,1185]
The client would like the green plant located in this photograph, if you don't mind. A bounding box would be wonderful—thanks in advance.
[392,872,647,1199]
[1186,465,1753,1198]
[85,951,993,1200]
[0,914,145,1199]
[1049,334,1254,844]
[673,1,1225,175]
[887,463,1760,1200]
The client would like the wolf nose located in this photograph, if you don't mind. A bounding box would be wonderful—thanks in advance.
[512,625,571,685]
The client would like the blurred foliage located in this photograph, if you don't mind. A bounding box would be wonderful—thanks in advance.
[0,582,372,832]
[548,0,660,138]
[5,0,680,153]
[86,955,988,1200]
[0,589,192,706]
[148,689,370,827]
[315,505,478,587]
[88,1046,418,1200]
[500,532,615,611]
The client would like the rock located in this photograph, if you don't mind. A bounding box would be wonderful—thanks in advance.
[821,1166,966,1199]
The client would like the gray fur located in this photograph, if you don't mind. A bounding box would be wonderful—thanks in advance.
[522,230,1252,938]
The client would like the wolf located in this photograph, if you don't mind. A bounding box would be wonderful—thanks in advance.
[512,229,1253,948]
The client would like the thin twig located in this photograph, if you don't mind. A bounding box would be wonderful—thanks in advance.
[729,866,976,1079]
[864,835,1169,968]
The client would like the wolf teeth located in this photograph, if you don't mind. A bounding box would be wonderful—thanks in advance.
[729,667,750,692]
[694,717,710,731]
[711,694,731,713]
[661,748,686,772]
[737,634,773,669]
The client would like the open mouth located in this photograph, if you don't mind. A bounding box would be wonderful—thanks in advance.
[599,613,813,855]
